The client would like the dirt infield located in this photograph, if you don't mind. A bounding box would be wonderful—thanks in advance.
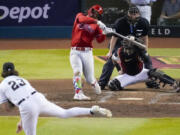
[1,79,180,117]
[0,38,180,117]
[0,37,179,49]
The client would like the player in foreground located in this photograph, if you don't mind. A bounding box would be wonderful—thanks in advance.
[108,36,180,92]
[70,4,112,100]
[0,62,112,135]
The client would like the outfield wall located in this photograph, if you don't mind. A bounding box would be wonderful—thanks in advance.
[0,26,72,38]
[0,0,180,39]
[0,0,79,38]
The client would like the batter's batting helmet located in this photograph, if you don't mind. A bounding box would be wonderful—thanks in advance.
[88,5,103,19]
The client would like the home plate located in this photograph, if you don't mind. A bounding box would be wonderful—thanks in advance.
[118,98,144,101]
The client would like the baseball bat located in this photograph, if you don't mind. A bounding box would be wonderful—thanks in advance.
[111,31,147,50]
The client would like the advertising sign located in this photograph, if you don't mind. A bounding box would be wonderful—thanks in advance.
[149,26,180,37]
[0,0,81,26]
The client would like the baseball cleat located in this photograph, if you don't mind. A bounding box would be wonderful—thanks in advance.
[73,92,91,100]
[92,82,102,95]
[90,105,112,118]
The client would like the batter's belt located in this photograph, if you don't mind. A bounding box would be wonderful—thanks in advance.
[71,47,92,51]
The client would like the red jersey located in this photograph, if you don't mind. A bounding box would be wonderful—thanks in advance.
[118,47,143,76]
[71,13,106,48]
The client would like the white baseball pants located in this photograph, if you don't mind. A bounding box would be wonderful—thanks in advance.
[19,92,91,135]
[70,49,96,84]
[115,68,149,88]
[137,5,152,23]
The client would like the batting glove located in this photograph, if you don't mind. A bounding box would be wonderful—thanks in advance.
[97,21,106,29]
[102,27,115,35]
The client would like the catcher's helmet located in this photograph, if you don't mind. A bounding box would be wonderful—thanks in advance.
[122,36,136,55]
[122,35,135,47]
[88,5,103,19]
[3,62,15,72]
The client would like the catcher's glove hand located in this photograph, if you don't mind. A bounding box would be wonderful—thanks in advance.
[145,80,160,89]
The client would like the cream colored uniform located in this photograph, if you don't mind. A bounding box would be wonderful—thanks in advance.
[130,0,157,23]
[0,76,93,135]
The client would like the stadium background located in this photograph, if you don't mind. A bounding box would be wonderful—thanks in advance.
[1,0,179,38]
[0,0,180,135]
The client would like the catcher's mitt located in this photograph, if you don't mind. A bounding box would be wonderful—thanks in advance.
[145,79,160,89]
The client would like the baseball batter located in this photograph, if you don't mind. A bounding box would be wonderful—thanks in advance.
[108,36,180,91]
[70,5,107,100]
[0,62,112,135]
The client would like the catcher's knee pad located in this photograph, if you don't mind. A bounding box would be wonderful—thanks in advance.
[108,79,122,91]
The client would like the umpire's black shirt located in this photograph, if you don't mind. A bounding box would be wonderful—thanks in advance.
[113,15,149,48]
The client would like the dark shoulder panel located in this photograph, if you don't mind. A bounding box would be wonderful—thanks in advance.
[113,16,129,34]
[137,17,150,36]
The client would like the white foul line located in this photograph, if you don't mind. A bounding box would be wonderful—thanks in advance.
[118,98,144,101]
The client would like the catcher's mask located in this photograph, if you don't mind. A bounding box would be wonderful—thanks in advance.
[88,5,103,20]
[123,36,136,55]
[127,5,140,24]
[3,62,15,72]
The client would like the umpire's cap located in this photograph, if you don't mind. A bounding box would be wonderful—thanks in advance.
[128,5,140,15]
[3,62,15,72]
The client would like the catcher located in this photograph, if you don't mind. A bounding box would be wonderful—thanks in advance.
[108,36,180,92]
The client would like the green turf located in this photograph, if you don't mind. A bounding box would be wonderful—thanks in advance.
[0,48,179,80]
[0,49,72,79]
[0,116,180,135]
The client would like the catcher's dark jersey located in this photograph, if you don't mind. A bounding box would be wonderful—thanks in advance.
[118,47,143,76]
[113,16,149,48]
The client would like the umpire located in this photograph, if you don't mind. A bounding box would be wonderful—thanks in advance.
[99,5,153,90]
